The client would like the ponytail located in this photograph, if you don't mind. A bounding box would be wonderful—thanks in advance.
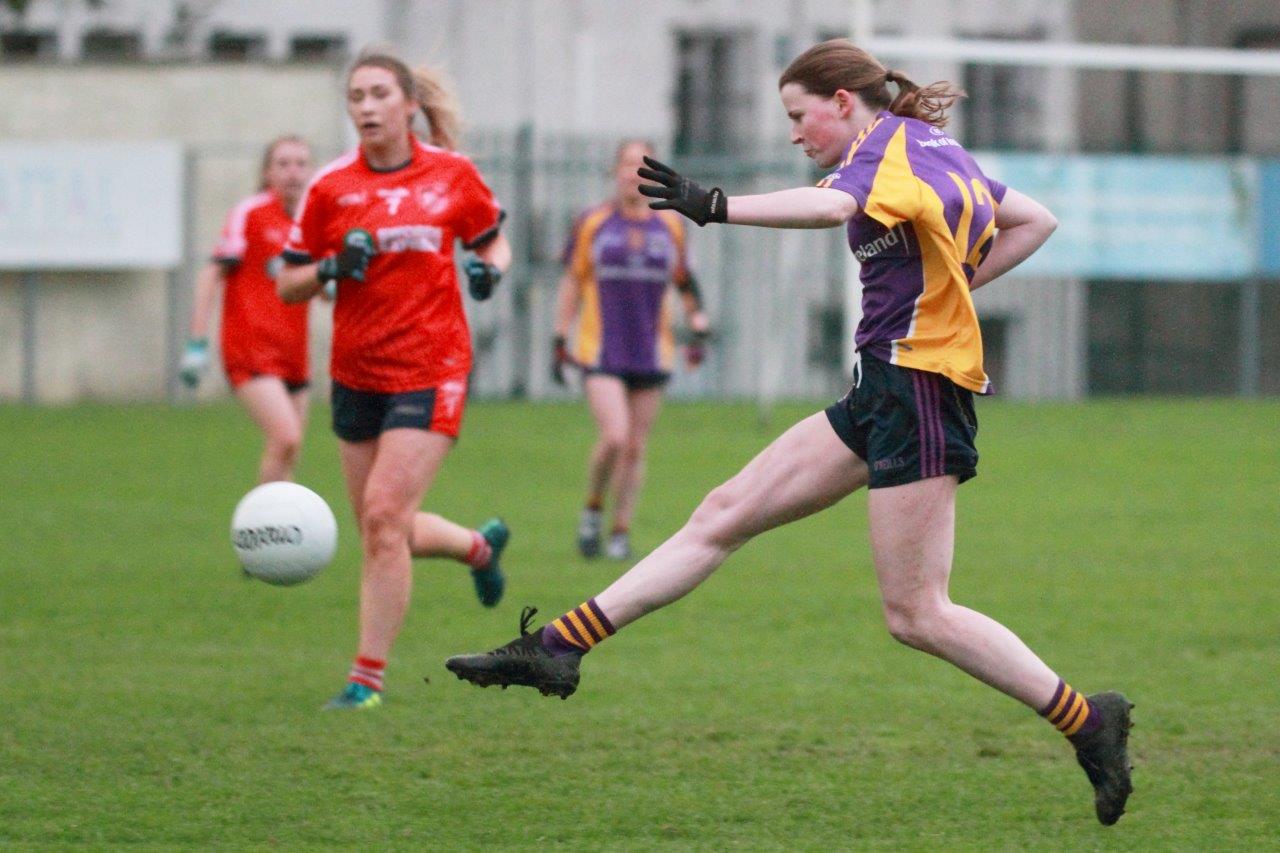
[410,65,462,151]
[883,69,965,129]
[780,39,964,129]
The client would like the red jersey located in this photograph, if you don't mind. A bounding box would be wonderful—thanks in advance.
[212,191,309,387]
[283,138,503,393]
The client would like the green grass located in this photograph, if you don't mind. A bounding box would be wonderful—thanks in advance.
[1,398,1277,849]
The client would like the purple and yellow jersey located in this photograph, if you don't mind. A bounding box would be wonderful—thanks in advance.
[563,204,691,375]
[819,111,1007,394]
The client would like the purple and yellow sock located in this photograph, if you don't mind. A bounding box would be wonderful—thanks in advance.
[1040,679,1101,739]
[541,598,616,655]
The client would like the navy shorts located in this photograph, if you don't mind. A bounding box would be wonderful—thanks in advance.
[584,368,670,391]
[331,377,468,442]
[825,355,979,489]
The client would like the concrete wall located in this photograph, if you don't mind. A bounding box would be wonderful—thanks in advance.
[0,63,347,403]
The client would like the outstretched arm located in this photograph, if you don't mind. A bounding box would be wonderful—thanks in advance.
[638,156,857,230]
[726,187,858,229]
[970,188,1058,291]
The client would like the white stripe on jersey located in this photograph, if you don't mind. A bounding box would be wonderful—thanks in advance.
[215,191,274,259]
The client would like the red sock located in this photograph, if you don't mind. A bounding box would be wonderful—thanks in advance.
[465,530,493,569]
[348,656,385,692]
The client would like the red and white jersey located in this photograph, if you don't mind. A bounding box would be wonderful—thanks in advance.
[283,137,503,393]
[213,190,309,386]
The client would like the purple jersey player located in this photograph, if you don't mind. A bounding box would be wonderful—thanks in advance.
[448,40,1133,827]
[552,140,710,561]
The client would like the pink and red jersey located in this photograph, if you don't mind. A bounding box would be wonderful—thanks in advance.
[212,190,309,387]
[820,111,1007,394]
[563,205,691,375]
[283,137,503,393]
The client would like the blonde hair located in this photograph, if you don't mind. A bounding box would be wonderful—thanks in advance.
[349,52,462,150]
[258,134,309,190]
[779,38,965,128]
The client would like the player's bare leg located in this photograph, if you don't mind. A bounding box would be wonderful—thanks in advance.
[605,386,663,559]
[868,475,1060,707]
[596,412,866,625]
[235,376,304,483]
[580,374,630,556]
[351,429,451,662]
[341,441,507,607]
[446,412,868,695]
[869,476,1132,825]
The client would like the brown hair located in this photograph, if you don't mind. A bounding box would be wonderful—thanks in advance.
[349,52,462,150]
[258,134,309,190]
[779,39,964,128]
[613,138,655,166]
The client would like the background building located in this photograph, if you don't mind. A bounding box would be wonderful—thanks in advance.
[2,0,1278,402]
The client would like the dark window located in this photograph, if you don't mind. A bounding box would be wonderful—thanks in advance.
[1,30,57,61]
[290,34,347,62]
[81,29,142,61]
[961,32,1046,151]
[208,31,267,62]
[674,30,753,156]
[1087,281,1239,395]
[1227,29,1280,155]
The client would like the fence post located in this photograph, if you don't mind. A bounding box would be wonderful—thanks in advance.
[1239,277,1261,397]
[21,271,37,404]
[509,122,536,398]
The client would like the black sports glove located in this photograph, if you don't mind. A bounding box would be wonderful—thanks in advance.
[464,257,502,301]
[552,335,571,386]
[317,229,375,284]
[686,329,710,368]
[636,156,727,226]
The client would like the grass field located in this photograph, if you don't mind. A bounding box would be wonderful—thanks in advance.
[1,398,1277,849]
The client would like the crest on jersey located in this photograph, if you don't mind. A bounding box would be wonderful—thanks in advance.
[416,183,451,216]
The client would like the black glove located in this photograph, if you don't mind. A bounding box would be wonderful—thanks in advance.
[686,329,710,368]
[464,257,502,301]
[317,229,375,284]
[552,335,571,386]
[637,156,727,226]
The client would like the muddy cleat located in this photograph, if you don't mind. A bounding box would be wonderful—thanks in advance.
[577,508,602,558]
[471,518,509,608]
[1072,692,1135,825]
[444,606,581,699]
[323,681,383,711]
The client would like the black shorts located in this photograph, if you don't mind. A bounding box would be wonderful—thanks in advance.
[331,378,468,442]
[825,355,979,489]
[584,368,670,391]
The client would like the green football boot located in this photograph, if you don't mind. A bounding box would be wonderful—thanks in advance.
[1072,692,1135,825]
[444,607,581,699]
[323,681,383,711]
[471,518,508,608]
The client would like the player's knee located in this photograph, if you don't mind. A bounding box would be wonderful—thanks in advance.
[360,499,410,556]
[599,430,628,458]
[882,599,947,651]
[622,437,647,465]
[267,424,303,461]
[688,482,748,548]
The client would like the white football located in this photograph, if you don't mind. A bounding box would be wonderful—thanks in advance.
[231,482,337,586]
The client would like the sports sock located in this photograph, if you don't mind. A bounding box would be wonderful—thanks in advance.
[610,523,629,536]
[465,529,493,570]
[1040,679,1101,739]
[541,597,616,655]
[585,498,603,513]
[348,656,386,692]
